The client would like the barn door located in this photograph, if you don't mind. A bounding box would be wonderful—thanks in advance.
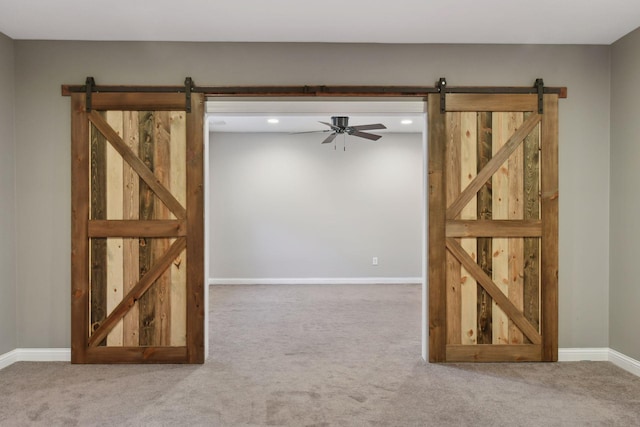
[428,92,558,362]
[70,91,205,363]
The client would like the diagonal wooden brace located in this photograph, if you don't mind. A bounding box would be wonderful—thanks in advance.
[88,237,187,347]
[446,113,541,220]
[88,111,187,220]
[445,237,542,344]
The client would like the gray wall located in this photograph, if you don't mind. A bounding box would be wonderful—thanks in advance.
[12,41,610,349]
[611,27,640,360]
[210,132,423,279]
[0,33,16,355]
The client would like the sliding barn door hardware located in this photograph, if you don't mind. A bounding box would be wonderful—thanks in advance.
[185,77,194,113]
[80,77,196,112]
[66,78,565,107]
[436,77,549,114]
[438,77,447,113]
[535,78,545,114]
[84,77,95,112]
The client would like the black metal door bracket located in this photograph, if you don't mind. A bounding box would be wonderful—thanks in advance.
[438,78,447,113]
[535,78,544,114]
[185,77,193,113]
[85,77,95,112]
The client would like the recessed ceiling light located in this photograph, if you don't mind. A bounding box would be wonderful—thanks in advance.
[267,118,279,124]
[401,119,413,125]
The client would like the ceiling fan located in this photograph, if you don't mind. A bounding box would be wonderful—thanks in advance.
[296,116,387,145]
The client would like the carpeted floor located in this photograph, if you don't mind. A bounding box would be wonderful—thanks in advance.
[1,284,639,426]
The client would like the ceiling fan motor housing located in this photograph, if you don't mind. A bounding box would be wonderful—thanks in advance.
[331,116,349,128]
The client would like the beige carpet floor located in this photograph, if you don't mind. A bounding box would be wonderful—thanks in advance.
[1,284,639,426]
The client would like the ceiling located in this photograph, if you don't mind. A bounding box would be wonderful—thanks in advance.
[207,100,425,133]
[209,114,424,134]
[1,0,639,45]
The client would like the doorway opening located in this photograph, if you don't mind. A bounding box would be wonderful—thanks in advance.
[203,99,428,359]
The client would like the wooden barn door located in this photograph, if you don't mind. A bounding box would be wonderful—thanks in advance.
[71,92,205,363]
[428,92,559,362]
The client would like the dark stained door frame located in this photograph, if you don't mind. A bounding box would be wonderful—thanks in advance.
[69,91,204,363]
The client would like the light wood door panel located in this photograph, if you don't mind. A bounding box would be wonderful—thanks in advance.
[429,93,558,362]
[71,92,204,364]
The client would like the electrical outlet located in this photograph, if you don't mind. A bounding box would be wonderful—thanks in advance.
[372,257,378,266]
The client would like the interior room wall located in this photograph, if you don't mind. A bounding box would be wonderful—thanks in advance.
[209,132,423,280]
[13,41,610,350]
[610,27,640,361]
[0,33,17,355]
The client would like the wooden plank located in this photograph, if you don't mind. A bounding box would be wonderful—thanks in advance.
[446,113,541,220]
[71,93,90,363]
[169,112,187,216]
[523,112,541,342]
[445,112,462,345]
[170,111,187,347]
[446,344,542,362]
[508,113,525,344]
[105,111,124,346]
[186,94,206,363]
[428,94,447,362]
[446,220,542,237]
[540,95,559,361]
[138,111,157,347]
[91,93,186,111]
[90,112,107,345]
[88,111,186,220]
[459,112,477,345]
[122,111,140,347]
[88,220,187,237]
[492,112,510,345]
[445,94,537,112]
[85,346,189,364]
[476,111,493,345]
[153,111,172,346]
[446,238,541,344]
[171,249,187,347]
[88,237,187,347]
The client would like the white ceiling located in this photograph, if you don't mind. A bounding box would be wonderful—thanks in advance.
[207,100,425,133]
[1,0,639,44]
[209,114,424,134]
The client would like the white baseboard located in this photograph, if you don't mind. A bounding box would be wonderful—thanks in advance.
[0,348,70,370]
[1,347,638,378]
[559,347,640,377]
[609,348,640,377]
[558,348,610,362]
[0,349,19,370]
[209,277,423,285]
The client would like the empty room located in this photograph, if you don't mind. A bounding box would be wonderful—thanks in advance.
[1,0,640,425]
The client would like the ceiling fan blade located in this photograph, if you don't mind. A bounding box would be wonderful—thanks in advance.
[290,129,332,134]
[350,130,382,141]
[320,121,342,133]
[349,123,387,131]
[321,133,338,144]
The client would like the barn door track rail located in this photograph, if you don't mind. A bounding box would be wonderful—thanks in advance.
[62,78,567,103]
